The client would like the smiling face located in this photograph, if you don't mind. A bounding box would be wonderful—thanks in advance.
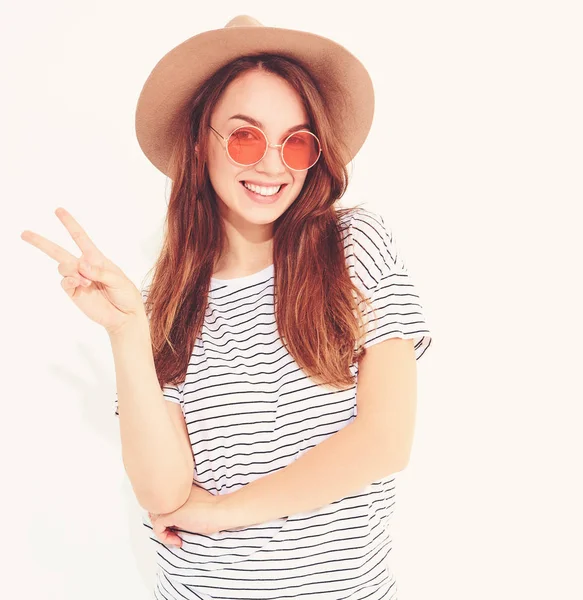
[205,69,311,230]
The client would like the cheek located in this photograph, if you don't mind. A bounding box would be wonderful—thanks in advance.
[207,153,240,192]
[206,146,224,178]
[290,174,308,196]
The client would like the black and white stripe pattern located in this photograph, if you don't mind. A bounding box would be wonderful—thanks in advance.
[345,209,432,357]
[114,207,432,599]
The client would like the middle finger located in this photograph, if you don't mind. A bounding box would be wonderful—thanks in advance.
[54,207,102,261]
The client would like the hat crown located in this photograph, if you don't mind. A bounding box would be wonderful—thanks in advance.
[224,15,264,29]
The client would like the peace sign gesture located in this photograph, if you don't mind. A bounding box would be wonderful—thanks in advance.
[21,207,146,336]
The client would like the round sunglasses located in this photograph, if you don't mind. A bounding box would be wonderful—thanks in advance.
[209,124,321,171]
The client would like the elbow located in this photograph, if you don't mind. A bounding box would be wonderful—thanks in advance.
[380,457,408,478]
[393,458,409,474]
[379,444,410,477]
[387,448,410,475]
[135,473,193,515]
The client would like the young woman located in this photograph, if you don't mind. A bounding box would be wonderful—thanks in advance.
[22,15,432,600]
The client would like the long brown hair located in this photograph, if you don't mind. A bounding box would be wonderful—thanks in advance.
[142,53,377,391]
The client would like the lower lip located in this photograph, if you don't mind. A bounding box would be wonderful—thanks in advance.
[240,182,287,204]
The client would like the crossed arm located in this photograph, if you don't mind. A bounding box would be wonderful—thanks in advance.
[214,338,417,530]
[179,338,416,531]
[214,416,407,531]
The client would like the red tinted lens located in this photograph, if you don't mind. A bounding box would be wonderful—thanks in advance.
[283,132,321,170]
[227,127,266,165]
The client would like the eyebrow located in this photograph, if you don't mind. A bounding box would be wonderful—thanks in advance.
[227,113,311,135]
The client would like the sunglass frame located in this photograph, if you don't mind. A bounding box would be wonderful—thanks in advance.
[209,124,322,171]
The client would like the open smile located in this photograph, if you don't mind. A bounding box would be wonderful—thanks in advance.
[240,181,288,204]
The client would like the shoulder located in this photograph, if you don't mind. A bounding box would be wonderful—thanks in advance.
[338,206,397,289]
[339,206,392,253]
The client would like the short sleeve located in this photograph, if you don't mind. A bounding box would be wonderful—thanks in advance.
[113,285,185,417]
[114,384,184,417]
[347,208,432,360]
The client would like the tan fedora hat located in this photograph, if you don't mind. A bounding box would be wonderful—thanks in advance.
[134,14,375,177]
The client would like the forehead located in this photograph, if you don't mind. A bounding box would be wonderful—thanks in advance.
[212,70,309,130]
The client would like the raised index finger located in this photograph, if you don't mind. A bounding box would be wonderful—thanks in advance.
[54,207,101,258]
[20,228,78,264]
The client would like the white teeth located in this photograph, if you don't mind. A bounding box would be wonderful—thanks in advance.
[243,182,282,196]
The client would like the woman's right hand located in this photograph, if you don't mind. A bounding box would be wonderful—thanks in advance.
[21,207,146,336]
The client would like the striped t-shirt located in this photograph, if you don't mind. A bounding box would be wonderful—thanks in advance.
[114,207,432,600]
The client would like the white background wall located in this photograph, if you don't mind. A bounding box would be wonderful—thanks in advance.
[3,1,582,598]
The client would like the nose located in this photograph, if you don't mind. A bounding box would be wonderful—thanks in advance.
[256,143,287,175]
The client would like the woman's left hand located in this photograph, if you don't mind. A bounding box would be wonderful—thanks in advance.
[148,484,225,547]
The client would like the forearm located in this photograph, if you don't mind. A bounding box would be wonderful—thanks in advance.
[216,418,405,531]
[111,315,193,514]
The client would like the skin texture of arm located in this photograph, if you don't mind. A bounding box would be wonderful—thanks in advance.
[112,317,194,514]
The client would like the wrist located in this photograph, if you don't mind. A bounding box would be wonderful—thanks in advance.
[107,312,149,340]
